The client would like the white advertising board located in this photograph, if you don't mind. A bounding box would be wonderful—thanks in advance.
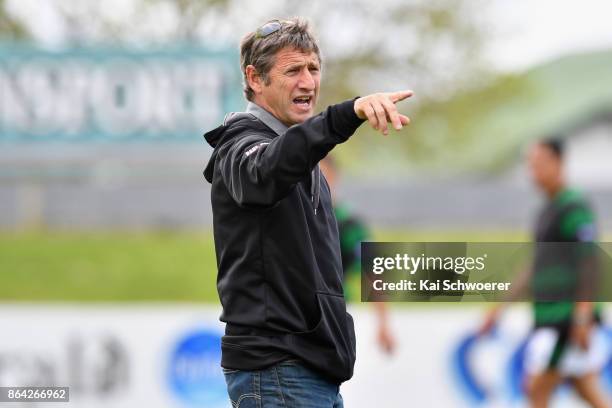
[0,305,610,407]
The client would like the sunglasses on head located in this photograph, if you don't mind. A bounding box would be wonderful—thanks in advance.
[255,20,291,39]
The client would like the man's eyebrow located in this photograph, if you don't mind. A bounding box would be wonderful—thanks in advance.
[284,60,320,71]
[284,62,306,71]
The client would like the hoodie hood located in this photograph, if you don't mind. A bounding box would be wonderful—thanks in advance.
[203,112,260,183]
[204,124,226,149]
[203,124,227,183]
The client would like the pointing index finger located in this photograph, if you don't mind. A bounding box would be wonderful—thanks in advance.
[389,90,413,103]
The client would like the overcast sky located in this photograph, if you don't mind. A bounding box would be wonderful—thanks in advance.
[483,0,612,71]
[7,0,612,73]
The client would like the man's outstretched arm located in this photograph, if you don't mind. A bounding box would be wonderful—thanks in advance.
[218,91,413,207]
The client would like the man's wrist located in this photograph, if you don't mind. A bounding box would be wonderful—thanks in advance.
[328,98,365,142]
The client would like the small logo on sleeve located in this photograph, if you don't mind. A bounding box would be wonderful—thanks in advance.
[245,142,270,157]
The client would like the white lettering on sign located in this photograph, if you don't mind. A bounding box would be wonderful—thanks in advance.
[0,57,227,140]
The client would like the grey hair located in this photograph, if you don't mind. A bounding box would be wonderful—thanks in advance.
[240,18,321,101]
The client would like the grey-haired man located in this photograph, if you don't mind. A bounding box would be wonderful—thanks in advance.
[204,18,412,407]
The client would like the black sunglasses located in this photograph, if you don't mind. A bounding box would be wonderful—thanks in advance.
[255,20,285,39]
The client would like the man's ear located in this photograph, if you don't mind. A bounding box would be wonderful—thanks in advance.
[245,65,263,95]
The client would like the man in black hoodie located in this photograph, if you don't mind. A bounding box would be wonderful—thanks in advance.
[204,18,412,408]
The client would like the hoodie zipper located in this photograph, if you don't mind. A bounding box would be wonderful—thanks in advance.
[310,165,321,215]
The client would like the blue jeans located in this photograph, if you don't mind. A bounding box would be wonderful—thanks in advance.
[223,360,344,408]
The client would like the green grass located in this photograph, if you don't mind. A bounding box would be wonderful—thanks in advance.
[0,228,537,303]
[370,228,529,242]
[0,231,219,302]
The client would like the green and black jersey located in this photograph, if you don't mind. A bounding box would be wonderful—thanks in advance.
[335,203,369,302]
[532,188,600,328]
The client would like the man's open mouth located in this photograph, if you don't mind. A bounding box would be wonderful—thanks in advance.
[293,96,312,107]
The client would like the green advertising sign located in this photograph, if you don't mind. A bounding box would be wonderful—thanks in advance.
[0,45,242,143]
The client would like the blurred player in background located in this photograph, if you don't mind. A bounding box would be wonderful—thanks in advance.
[481,138,610,407]
[319,155,395,354]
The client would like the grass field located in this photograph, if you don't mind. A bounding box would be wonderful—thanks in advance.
[0,229,536,303]
[0,231,219,302]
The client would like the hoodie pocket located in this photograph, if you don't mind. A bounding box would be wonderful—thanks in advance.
[286,292,356,384]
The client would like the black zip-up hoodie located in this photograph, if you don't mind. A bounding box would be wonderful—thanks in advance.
[203,99,363,384]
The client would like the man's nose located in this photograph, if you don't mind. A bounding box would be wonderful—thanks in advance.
[297,68,315,91]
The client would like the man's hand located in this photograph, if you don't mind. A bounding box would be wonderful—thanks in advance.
[478,307,501,337]
[354,90,413,136]
[377,322,396,355]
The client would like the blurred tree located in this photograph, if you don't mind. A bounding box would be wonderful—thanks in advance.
[49,0,232,44]
[0,0,28,39]
[142,0,230,42]
[52,0,126,45]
